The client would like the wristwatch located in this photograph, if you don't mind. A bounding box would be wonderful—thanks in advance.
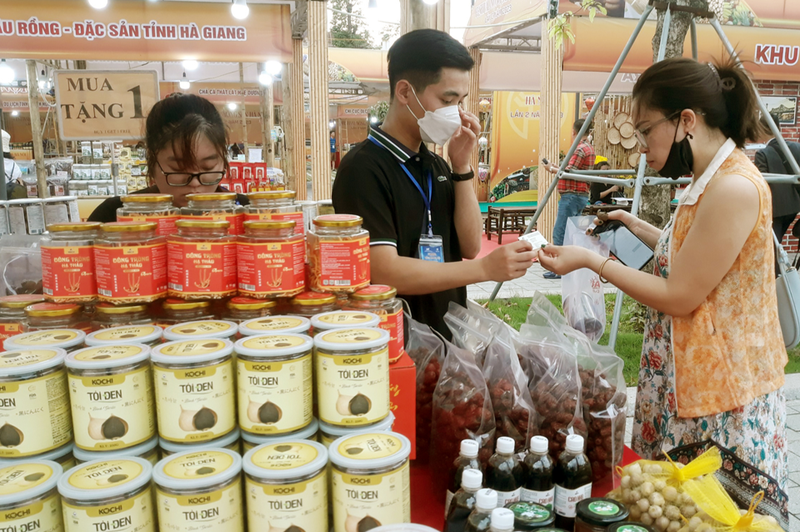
[450,168,475,182]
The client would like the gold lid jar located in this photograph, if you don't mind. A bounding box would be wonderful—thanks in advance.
[155,299,215,329]
[24,303,91,333]
[167,220,237,300]
[221,296,277,324]
[0,295,44,347]
[288,291,338,318]
[181,192,244,235]
[118,194,180,237]
[245,190,305,235]
[346,285,405,363]
[41,222,101,305]
[91,303,154,330]
[237,220,305,299]
[307,215,370,294]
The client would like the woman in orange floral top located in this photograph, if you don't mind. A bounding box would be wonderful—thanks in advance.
[538,57,789,489]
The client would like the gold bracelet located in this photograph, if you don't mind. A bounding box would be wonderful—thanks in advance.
[598,258,612,283]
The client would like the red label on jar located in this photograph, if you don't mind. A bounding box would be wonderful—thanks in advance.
[168,240,238,297]
[244,211,305,235]
[118,214,179,237]
[94,243,168,303]
[237,239,305,297]
[0,323,22,351]
[182,213,244,235]
[312,237,370,291]
[41,245,97,300]
[382,308,406,363]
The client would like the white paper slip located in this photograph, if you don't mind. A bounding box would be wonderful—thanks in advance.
[520,230,549,248]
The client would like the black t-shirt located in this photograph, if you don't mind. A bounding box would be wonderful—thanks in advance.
[332,125,466,339]
[589,182,620,205]
[87,185,249,223]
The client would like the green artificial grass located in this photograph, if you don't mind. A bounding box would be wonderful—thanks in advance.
[478,294,800,387]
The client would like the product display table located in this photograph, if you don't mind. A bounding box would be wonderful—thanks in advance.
[410,445,642,530]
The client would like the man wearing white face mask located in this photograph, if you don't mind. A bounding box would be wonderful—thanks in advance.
[333,30,536,338]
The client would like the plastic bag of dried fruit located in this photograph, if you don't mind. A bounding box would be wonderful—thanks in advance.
[562,216,609,342]
[680,475,783,532]
[405,314,446,463]
[526,290,570,331]
[482,334,538,454]
[564,327,627,485]
[444,302,495,367]
[517,323,587,460]
[607,447,722,531]
[431,339,496,497]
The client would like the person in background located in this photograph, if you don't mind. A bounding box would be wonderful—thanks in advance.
[2,130,21,184]
[89,93,248,222]
[542,118,595,279]
[332,29,536,338]
[330,131,337,170]
[589,158,622,205]
[538,57,788,489]
[754,112,800,243]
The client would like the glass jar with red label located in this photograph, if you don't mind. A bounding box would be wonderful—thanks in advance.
[41,222,101,304]
[117,194,180,237]
[0,295,44,350]
[220,297,277,324]
[307,214,370,294]
[24,302,91,333]
[289,291,339,318]
[181,192,244,236]
[156,299,215,329]
[245,191,305,235]
[346,285,406,363]
[237,220,305,299]
[95,222,168,305]
[168,219,237,300]
[91,302,156,330]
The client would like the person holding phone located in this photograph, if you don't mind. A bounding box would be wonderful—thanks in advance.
[589,159,622,204]
[539,57,788,489]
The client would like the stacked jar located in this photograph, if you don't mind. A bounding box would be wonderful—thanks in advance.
[41,222,101,304]
[307,214,370,294]
[91,303,155,330]
[346,285,406,363]
[221,297,277,324]
[237,220,305,299]
[181,192,244,236]
[117,193,180,237]
[0,295,43,350]
[155,299,215,329]
[167,220,237,300]
[25,303,91,333]
[289,291,338,318]
[245,191,305,235]
[94,222,168,305]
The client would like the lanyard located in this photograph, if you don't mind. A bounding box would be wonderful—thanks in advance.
[368,135,433,236]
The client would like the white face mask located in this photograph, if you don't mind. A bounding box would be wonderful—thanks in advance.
[406,87,462,145]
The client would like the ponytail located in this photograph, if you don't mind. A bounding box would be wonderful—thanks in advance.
[632,56,768,148]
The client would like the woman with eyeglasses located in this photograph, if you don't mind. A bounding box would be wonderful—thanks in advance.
[89,93,248,222]
[539,57,788,489]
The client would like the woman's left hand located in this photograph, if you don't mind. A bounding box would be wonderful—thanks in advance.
[538,244,596,276]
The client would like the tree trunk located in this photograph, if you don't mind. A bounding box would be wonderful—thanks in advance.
[638,0,707,230]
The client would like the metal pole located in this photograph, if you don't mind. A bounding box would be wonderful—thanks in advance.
[489,3,655,301]
[690,19,698,60]
[710,18,800,176]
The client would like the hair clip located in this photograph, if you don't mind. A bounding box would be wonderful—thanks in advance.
[707,62,720,79]
[721,77,736,91]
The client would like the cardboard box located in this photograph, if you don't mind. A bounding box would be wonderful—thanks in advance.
[389,351,417,459]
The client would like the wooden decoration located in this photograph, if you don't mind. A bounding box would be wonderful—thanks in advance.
[608,127,621,145]
[619,122,635,139]
[628,152,640,168]
[613,112,629,129]
[621,135,637,150]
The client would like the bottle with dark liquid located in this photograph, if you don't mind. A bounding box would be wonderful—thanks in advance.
[554,434,593,531]
[444,469,483,532]
[446,439,481,516]
[522,435,555,510]
[464,488,498,532]
[485,436,525,507]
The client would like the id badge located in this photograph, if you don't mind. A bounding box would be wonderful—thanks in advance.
[418,235,445,263]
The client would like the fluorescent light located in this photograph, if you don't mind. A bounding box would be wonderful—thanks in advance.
[182,60,199,71]
[329,121,336,129]
[265,61,282,76]
[0,61,15,84]
[258,71,273,86]
[11,111,19,117]
[179,72,190,90]
[370,116,378,124]
[227,103,238,111]
[231,0,249,19]
[88,0,109,9]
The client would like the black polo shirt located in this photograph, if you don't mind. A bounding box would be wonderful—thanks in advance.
[87,185,249,224]
[332,125,466,339]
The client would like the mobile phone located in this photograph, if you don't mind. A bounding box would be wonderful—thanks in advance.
[590,220,654,271]
[541,158,549,165]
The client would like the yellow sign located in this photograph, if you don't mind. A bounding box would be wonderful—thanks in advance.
[54,70,159,141]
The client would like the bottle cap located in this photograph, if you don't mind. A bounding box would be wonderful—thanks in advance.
[491,508,515,529]
[476,488,498,511]
[530,435,549,454]
[496,436,515,454]
[461,468,483,490]
[566,434,585,453]
[460,439,479,458]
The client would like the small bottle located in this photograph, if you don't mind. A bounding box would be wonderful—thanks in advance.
[489,508,515,532]
[447,439,482,516]
[554,434,593,531]
[485,436,525,507]
[522,435,555,510]
[444,469,483,532]
[464,489,498,532]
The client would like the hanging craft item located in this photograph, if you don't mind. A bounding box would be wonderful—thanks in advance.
[620,135,638,150]
[613,112,629,129]
[608,127,621,145]
[619,122,635,139]
[628,152,640,168]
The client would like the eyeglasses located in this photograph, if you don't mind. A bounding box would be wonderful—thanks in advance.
[156,160,226,187]
[634,111,681,149]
